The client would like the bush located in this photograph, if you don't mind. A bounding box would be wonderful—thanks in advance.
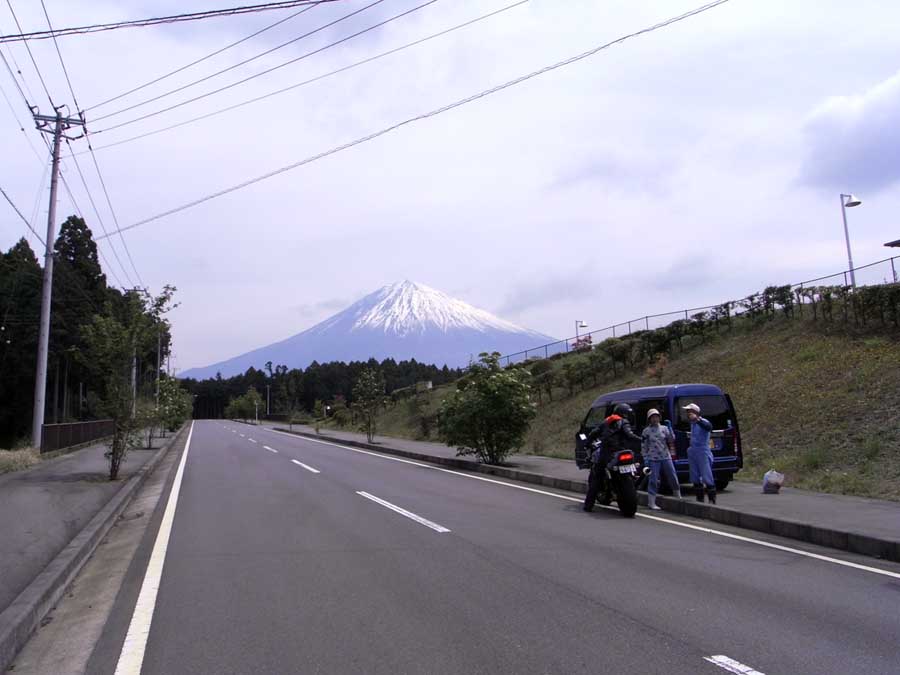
[438,352,535,465]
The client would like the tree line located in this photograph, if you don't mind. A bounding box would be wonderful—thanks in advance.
[0,217,184,450]
[183,358,462,420]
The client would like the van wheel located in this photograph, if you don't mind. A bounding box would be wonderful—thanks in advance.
[715,478,730,491]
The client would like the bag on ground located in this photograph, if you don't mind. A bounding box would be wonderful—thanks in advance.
[762,469,785,494]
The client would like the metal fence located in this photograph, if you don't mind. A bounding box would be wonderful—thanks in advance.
[40,419,115,454]
[501,255,900,366]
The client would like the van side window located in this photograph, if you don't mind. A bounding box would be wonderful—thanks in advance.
[675,395,731,431]
[631,399,666,433]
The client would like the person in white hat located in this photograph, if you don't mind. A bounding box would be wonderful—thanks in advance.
[683,402,716,503]
[641,408,681,509]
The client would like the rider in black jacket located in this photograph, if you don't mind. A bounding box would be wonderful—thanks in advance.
[583,403,642,512]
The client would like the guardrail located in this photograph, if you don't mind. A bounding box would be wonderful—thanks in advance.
[40,419,115,454]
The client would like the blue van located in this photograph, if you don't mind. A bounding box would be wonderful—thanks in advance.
[574,383,743,490]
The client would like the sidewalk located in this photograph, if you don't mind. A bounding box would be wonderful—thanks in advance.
[0,441,159,613]
[268,422,900,562]
[0,430,185,672]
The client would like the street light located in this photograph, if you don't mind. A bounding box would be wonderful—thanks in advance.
[839,193,862,288]
[575,320,588,338]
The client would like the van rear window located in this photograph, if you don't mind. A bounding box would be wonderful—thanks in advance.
[584,406,606,429]
[675,396,733,431]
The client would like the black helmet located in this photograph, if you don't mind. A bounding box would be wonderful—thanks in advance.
[613,403,634,418]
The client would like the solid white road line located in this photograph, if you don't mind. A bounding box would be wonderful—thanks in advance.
[276,431,900,581]
[356,491,450,533]
[114,421,195,675]
[290,459,320,474]
[705,655,765,674]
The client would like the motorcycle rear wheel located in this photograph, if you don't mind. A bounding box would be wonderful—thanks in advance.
[615,476,638,517]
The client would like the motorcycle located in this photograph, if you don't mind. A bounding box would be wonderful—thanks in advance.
[583,437,641,517]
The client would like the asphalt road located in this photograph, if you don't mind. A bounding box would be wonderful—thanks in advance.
[91,421,900,674]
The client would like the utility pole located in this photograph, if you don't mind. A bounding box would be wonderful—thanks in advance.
[31,107,85,449]
[156,325,162,407]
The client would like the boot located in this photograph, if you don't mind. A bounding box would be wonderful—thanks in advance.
[647,494,661,511]
[694,484,705,502]
[707,486,717,505]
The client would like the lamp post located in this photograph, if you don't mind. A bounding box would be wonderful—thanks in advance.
[575,320,588,339]
[886,239,900,283]
[839,193,862,288]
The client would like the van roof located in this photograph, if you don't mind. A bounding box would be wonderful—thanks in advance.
[589,383,724,409]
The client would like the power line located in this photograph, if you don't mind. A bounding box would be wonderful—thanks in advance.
[97,0,734,241]
[4,0,54,107]
[94,0,441,134]
[37,0,145,288]
[88,1,322,112]
[87,143,144,288]
[0,33,28,105]
[0,0,348,44]
[57,159,126,288]
[1,182,46,246]
[0,72,44,162]
[91,0,392,124]
[64,142,134,287]
[85,0,530,154]
[0,20,38,104]
[38,0,81,111]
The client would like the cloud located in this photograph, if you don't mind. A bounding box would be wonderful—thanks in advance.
[499,270,591,315]
[549,152,674,195]
[293,297,349,318]
[799,70,900,193]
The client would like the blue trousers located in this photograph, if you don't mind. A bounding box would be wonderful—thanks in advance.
[647,458,680,496]
[688,447,715,487]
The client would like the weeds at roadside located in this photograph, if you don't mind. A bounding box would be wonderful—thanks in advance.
[0,447,40,474]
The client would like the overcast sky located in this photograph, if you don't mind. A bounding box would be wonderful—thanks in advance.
[2,0,899,373]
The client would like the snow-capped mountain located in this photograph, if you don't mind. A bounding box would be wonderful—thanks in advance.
[179,281,556,379]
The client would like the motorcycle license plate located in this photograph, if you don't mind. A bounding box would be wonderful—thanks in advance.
[617,464,636,474]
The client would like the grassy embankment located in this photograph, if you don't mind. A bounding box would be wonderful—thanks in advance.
[323,317,900,500]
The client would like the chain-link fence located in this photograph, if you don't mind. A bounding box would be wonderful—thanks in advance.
[501,255,900,366]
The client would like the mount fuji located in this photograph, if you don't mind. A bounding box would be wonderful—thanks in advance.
[179,281,556,379]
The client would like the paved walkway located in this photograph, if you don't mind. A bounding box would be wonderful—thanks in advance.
[265,422,900,549]
[0,439,160,613]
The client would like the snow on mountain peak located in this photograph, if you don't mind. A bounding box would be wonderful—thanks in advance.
[351,281,531,336]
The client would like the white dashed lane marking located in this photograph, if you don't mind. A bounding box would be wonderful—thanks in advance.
[290,459,320,474]
[357,491,450,533]
[705,655,765,674]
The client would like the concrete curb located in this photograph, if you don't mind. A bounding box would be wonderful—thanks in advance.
[278,428,900,564]
[0,424,188,673]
